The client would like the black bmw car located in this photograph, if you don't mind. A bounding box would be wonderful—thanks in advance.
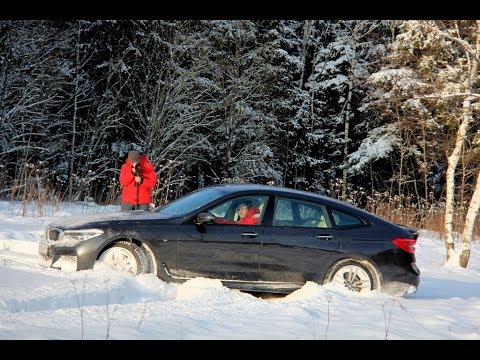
[38,184,420,295]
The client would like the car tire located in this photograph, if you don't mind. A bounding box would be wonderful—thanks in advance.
[324,258,379,293]
[97,241,149,275]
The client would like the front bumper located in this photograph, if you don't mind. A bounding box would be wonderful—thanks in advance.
[38,241,78,272]
[38,231,107,271]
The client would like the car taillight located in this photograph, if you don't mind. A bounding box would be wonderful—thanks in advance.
[392,238,416,253]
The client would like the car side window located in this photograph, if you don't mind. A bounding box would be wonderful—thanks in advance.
[330,209,364,227]
[207,196,268,225]
[209,200,234,219]
[272,198,294,226]
[273,197,331,228]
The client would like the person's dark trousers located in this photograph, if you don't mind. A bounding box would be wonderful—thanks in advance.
[121,203,150,210]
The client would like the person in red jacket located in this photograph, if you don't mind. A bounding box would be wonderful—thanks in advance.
[215,201,260,225]
[119,150,157,210]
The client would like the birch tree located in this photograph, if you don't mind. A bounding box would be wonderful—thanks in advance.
[424,20,480,267]
[386,20,480,267]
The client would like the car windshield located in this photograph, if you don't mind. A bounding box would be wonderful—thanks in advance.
[151,187,227,217]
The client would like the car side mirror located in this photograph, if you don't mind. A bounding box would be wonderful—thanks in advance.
[195,212,215,225]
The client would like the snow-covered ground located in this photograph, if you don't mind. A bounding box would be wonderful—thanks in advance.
[0,200,479,340]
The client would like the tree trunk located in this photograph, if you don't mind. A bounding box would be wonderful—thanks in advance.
[421,119,429,204]
[342,44,355,197]
[68,21,81,201]
[444,114,469,264]
[458,22,480,268]
[460,169,480,267]
[297,20,313,187]
[283,123,290,187]
[422,20,480,267]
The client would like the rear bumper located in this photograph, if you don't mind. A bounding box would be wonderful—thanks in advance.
[382,262,420,295]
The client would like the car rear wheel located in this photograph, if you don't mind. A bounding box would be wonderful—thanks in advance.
[324,259,379,293]
[97,241,149,275]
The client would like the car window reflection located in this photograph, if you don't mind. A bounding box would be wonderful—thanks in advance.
[273,197,331,228]
[208,196,268,225]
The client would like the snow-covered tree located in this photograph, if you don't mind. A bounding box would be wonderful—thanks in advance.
[292,20,392,195]
[373,20,480,267]
[193,20,282,185]
[0,21,76,200]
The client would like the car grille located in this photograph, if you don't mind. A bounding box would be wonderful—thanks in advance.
[58,254,77,263]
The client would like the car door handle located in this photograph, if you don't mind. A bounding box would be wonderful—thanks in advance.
[316,235,333,240]
[241,232,258,238]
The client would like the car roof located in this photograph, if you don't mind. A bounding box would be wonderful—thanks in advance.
[202,183,388,223]
[202,183,337,205]
[204,183,321,197]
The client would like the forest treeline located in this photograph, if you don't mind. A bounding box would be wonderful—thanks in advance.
[1,20,479,266]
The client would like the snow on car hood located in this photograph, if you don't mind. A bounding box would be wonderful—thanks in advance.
[47,210,171,230]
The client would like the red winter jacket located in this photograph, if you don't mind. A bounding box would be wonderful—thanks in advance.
[119,155,157,205]
[215,207,260,225]
[237,207,260,225]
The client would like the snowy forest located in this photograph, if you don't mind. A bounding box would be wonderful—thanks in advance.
[1,20,480,267]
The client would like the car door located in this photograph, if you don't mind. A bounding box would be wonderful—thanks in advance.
[260,196,340,283]
[174,195,269,282]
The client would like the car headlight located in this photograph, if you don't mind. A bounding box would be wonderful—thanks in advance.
[62,229,104,242]
[45,227,63,241]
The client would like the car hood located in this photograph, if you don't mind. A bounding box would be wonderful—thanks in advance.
[48,210,172,230]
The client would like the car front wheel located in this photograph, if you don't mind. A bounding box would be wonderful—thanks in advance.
[324,259,379,293]
[97,241,149,275]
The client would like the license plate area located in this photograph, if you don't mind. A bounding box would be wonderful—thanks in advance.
[39,243,49,256]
